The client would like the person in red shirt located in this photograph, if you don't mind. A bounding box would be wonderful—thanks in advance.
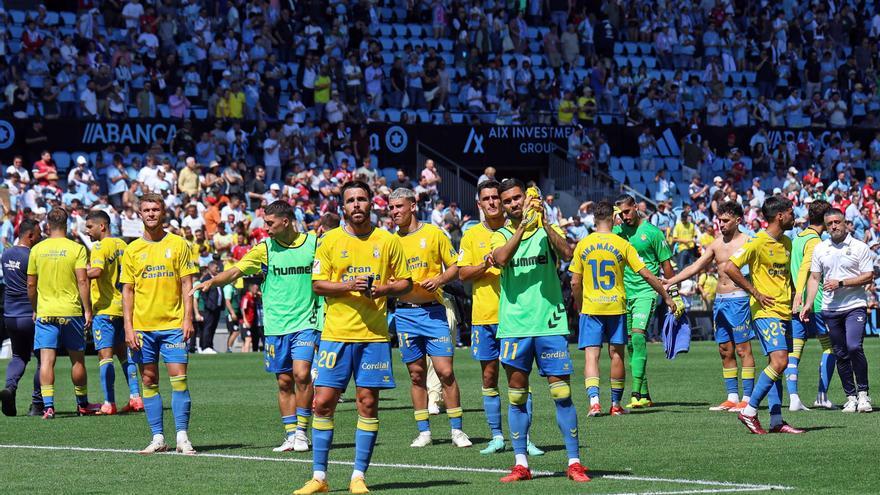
[231,234,251,261]
[802,166,820,187]
[862,176,875,200]
[32,151,57,187]
[239,284,260,352]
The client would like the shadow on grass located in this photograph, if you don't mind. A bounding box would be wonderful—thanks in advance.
[538,469,632,478]
[197,443,251,452]
[650,402,710,407]
[798,426,845,432]
[368,480,469,490]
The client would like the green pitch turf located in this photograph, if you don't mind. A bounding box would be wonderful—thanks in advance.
[1,339,878,494]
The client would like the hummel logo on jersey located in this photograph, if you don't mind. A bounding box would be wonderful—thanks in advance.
[858,316,865,322]
[340,250,349,258]
[511,432,521,439]
[509,254,548,267]
[271,265,312,276]
[569,428,578,437]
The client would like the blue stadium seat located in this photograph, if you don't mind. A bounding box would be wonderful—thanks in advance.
[439,39,453,52]
[158,104,170,118]
[665,158,681,171]
[9,10,25,24]
[386,108,401,122]
[381,167,398,183]
[192,107,207,119]
[9,26,23,39]
[44,12,59,25]
[382,53,394,65]
[638,43,652,55]
[392,8,406,21]
[528,41,541,53]
[526,27,539,39]
[417,110,431,123]
[407,24,423,38]
[610,157,621,170]
[451,113,464,123]
[620,156,635,171]
[614,44,624,55]
[60,11,76,25]
[379,8,392,21]
[379,37,393,51]
[128,107,139,118]
[392,24,407,37]
[424,39,438,49]
[611,170,626,184]
[614,55,628,68]
[379,25,392,37]
[624,43,639,55]
[54,152,71,172]
[440,53,454,65]
[530,54,544,67]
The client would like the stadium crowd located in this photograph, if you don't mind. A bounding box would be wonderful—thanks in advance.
[3,0,880,127]
[2,0,880,352]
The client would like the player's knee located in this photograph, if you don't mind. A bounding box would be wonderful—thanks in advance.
[508,388,528,405]
[170,375,188,392]
[143,383,160,398]
[549,381,571,401]
[769,357,787,374]
[734,345,749,359]
[292,367,311,386]
[277,375,294,394]
[408,368,426,385]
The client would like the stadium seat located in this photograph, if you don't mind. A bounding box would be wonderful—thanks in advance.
[128,107,139,118]
[611,170,626,184]
[381,167,398,183]
[192,107,208,119]
[392,24,407,37]
[9,10,25,24]
[60,11,76,25]
[417,109,431,123]
[379,25,392,37]
[44,12,59,25]
[439,39,453,52]
[385,108,401,122]
[451,112,464,123]
[53,152,71,172]
[526,27,539,39]
[379,37,393,51]
[620,156,635,171]
[610,157,621,170]
[9,26,23,39]
[408,24,423,38]
[614,44,625,55]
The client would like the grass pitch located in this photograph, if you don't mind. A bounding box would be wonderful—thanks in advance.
[0,339,878,494]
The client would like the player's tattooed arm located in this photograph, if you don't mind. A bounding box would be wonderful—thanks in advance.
[492,226,527,267]
[664,244,715,288]
[570,273,583,314]
[545,224,573,261]
[800,271,822,322]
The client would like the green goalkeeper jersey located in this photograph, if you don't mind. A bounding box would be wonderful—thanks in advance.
[490,224,569,338]
[613,220,672,299]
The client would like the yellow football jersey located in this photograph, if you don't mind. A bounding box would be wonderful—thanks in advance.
[569,232,645,315]
[27,237,88,317]
[120,233,198,331]
[728,230,792,320]
[90,237,127,316]
[312,227,410,342]
[396,223,457,303]
[458,222,501,325]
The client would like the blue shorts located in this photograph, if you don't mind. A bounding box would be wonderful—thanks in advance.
[471,324,501,361]
[792,312,828,339]
[132,329,188,364]
[264,330,319,373]
[713,295,754,344]
[399,333,454,363]
[34,316,86,351]
[92,315,125,350]
[313,340,396,391]
[499,335,573,377]
[394,304,449,338]
[752,318,793,356]
[578,314,627,348]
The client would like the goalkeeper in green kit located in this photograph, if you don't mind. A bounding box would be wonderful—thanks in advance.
[612,195,684,409]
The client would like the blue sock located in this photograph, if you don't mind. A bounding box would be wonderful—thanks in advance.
[481,388,503,437]
[414,409,430,432]
[40,385,54,409]
[742,367,755,398]
[143,384,163,435]
[354,416,379,474]
[784,357,800,395]
[768,379,783,419]
[282,414,297,438]
[170,375,191,432]
[550,382,579,460]
[585,377,599,399]
[525,391,534,431]
[74,385,89,407]
[723,367,738,395]
[818,336,836,396]
[295,407,312,433]
[447,407,463,430]
[122,359,140,397]
[312,416,335,472]
[508,387,529,454]
[610,378,625,404]
[99,358,115,404]
[748,367,780,409]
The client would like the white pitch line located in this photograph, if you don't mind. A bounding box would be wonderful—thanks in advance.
[0,443,556,476]
[0,444,795,494]
[603,475,792,491]
[602,489,783,495]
